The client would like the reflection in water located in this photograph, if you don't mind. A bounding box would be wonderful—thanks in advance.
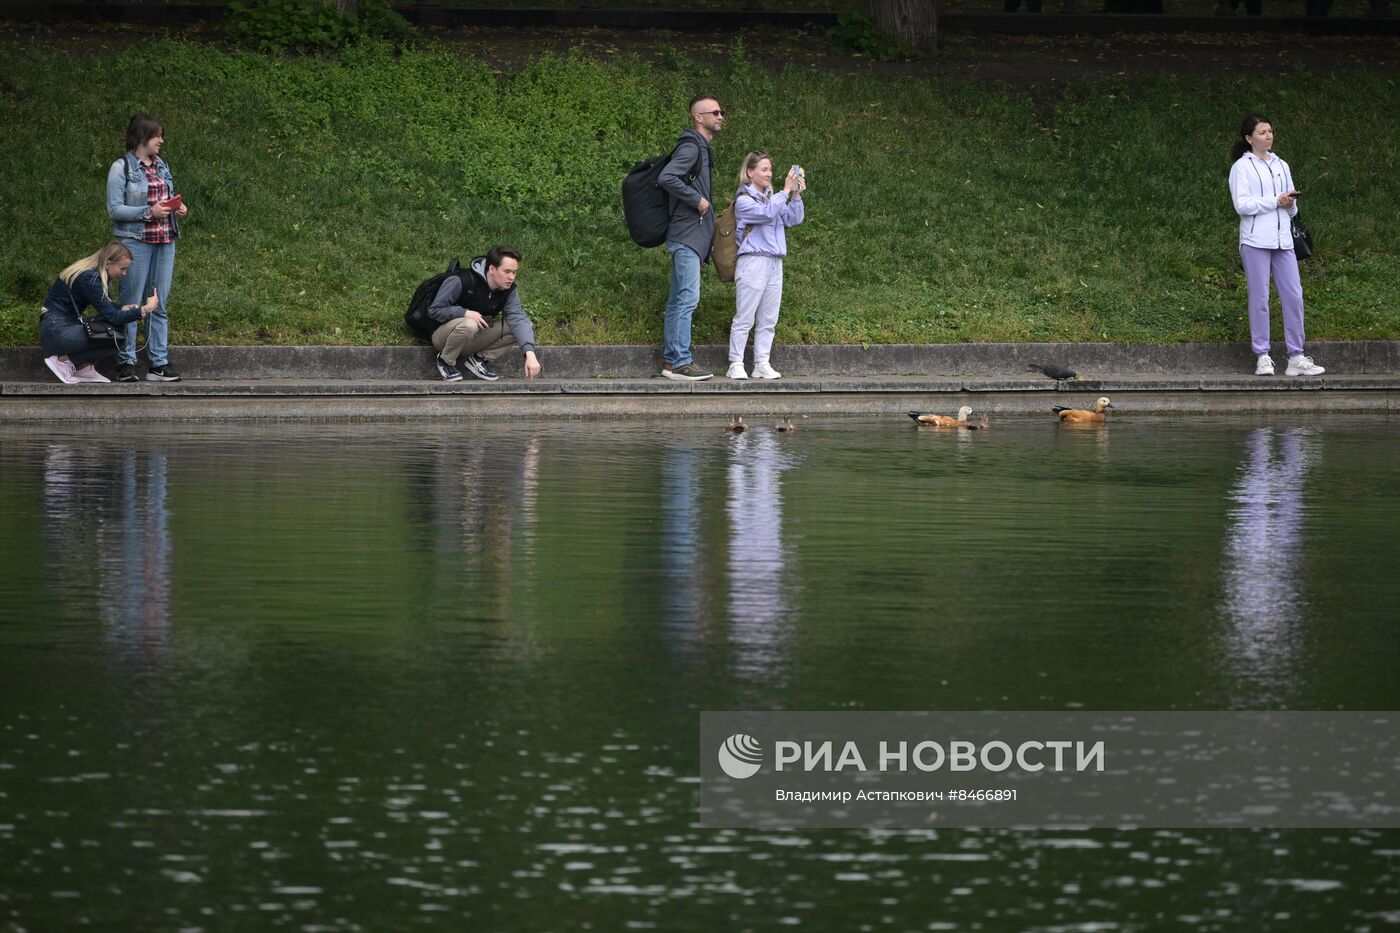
[660,440,705,626]
[725,431,796,676]
[413,433,542,620]
[1220,428,1317,699]
[5,420,1400,931]
[41,443,171,651]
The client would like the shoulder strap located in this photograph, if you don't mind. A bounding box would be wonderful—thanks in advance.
[672,138,702,183]
[67,273,121,334]
[664,141,702,219]
[732,187,770,244]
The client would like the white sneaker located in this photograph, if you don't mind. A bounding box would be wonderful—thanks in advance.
[751,361,782,380]
[72,363,110,383]
[43,356,79,384]
[1254,354,1275,376]
[1285,354,1325,376]
[726,362,748,380]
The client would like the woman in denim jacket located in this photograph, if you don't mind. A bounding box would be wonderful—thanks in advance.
[106,113,187,382]
[39,240,156,383]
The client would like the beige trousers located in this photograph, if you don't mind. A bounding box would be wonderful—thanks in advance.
[431,317,516,365]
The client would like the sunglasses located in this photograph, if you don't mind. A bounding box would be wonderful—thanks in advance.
[695,109,725,117]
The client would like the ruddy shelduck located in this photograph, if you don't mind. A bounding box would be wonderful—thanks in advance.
[907,406,987,429]
[1053,397,1112,424]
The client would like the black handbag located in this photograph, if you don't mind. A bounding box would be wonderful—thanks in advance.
[1292,215,1314,260]
[67,280,124,345]
[80,315,120,344]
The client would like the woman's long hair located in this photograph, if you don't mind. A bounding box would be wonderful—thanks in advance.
[1231,113,1269,164]
[736,151,773,194]
[59,240,132,293]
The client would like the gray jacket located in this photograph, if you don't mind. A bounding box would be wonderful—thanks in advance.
[658,128,714,261]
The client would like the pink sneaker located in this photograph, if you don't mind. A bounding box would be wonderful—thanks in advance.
[43,356,79,384]
[72,363,111,383]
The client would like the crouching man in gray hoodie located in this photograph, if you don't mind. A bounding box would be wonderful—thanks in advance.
[427,246,541,382]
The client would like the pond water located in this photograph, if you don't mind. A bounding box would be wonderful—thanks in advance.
[2,416,1399,930]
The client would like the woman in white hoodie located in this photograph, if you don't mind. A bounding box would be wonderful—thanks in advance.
[1228,113,1323,377]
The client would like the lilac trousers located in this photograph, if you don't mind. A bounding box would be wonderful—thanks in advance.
[1240,244,1305,357]
[730,254,784,364]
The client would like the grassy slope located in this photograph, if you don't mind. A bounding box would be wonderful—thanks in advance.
[1,36,1396,347]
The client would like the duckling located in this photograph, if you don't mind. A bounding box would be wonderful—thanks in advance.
[1028,362,1080,381]
[1053,397,1112,424]
[907,406,974,428]
[774,417,797,433]
[725,416,747,434]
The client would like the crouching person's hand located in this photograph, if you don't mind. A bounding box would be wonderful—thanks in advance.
[524,351,541,381]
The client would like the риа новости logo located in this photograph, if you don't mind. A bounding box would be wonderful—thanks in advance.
[718,733,763,779]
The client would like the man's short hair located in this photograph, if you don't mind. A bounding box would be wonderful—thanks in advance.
[486,246,521,270]
[688,94,718,115]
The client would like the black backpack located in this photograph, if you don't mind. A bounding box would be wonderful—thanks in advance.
[622,142,697,248]
[405,258,460,340]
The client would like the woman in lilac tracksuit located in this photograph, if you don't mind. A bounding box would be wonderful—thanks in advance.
[726,152,805,381]
[1229,113,1323,378]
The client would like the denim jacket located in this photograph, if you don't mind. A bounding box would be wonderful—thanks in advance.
[41,269,144,328]
[106,152,180,240]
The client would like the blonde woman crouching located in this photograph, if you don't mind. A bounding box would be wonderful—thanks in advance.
[38,241,156,383]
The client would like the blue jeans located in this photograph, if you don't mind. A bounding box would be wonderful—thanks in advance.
[38,315,120,365]
[663,243,701,367]
[118,238,177,366]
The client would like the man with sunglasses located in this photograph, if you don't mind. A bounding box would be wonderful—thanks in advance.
[657,95,724,381]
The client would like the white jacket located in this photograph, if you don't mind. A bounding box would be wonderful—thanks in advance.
[1229,151,1299,250]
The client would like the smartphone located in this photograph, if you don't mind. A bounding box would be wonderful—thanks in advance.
[790,164,804,179]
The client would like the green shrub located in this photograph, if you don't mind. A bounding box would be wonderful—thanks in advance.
[226,0,416,54]
[827,11,907,62]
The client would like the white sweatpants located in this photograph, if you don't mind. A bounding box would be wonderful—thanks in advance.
[729,254,784,364]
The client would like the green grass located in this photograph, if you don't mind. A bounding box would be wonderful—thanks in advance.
[1,36,1397,347]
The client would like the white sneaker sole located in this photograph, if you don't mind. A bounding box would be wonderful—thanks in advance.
[44,357,78,384]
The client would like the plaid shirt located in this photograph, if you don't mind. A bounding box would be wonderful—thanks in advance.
[140,159,177,245]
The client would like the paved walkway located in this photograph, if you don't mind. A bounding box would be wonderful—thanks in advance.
[3,342,1397,421]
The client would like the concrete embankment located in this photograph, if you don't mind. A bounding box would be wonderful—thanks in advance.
[2,341,1397,421]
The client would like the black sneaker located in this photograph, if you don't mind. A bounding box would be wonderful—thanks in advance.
[145,365,182,382]
[461,354,499,382]
[435,354,463,382]
[116,363,139,382]
[660,363,713,382]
